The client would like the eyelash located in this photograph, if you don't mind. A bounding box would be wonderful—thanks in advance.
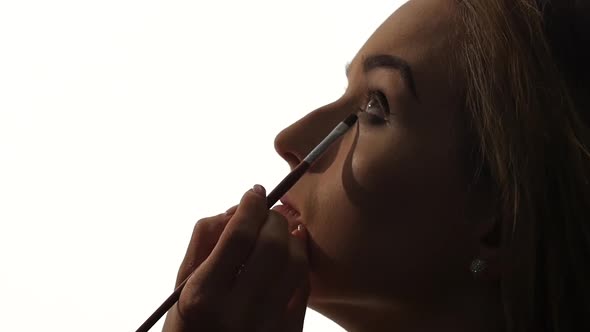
[358,90,390,124]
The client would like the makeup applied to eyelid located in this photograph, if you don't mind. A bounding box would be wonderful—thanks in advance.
[345,54,419,100]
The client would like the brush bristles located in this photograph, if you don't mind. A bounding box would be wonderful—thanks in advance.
[343,113,358,127]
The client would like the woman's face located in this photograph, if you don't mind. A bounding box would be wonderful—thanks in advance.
[274,0,482,315]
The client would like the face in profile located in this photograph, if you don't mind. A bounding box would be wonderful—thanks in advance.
[274,0,492,320]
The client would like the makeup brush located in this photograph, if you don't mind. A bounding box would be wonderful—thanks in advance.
[136,113,358,332]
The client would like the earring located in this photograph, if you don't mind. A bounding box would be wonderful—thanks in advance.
[470,258,487,276]
[236,263,247,277]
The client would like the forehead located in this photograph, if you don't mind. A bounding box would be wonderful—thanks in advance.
[349,0,460,100]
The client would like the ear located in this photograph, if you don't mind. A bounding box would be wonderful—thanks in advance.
[471,215,503,281]
[463,160,503,281]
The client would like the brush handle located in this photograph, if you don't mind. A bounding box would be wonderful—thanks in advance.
[135,161,309,332]
[265,161,310,209]
[136,275,190,332]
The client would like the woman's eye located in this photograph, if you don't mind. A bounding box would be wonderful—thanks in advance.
[361,91,390,122]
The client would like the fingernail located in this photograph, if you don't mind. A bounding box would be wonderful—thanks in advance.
[252,184,266,196]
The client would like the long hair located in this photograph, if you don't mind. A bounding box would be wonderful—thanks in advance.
[453,0,590,331]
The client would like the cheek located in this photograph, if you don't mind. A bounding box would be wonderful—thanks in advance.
[308,130,417,248]
[310,171,365,253]
[305,128,470,269]
[348,128,466,214]
[352,152,396,188]
[346,123,419,191]
[305,135,405,275]
[345,133,417,211]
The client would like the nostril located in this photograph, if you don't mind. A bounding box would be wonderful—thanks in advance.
[274,118,314,169]
[281,151,301,170]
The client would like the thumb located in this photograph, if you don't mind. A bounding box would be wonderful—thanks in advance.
[285,276,311,332]
[285,225,311,332]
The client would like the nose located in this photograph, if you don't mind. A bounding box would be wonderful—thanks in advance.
[274,102,350,170]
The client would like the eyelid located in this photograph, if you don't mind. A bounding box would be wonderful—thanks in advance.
[359,90,390,124]
[371,90,389,113]
[365,90,390,114]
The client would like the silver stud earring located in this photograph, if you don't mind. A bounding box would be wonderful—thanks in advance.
[470,258,487,276]
[236,263,247,277]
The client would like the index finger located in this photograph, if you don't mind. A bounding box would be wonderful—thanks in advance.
[175,212,230,287]
[202,185,269,286]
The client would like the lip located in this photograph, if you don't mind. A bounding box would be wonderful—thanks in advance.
[279,195,301,216]
[272,195,303,232]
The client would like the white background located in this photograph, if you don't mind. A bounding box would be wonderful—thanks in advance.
[0,1,404,331]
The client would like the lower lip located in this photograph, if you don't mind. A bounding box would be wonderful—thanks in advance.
[271,204,302,231]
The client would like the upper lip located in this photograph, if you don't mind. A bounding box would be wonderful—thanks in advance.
[280,195,300,215]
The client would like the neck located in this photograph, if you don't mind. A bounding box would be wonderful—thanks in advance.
[309,283,505,332]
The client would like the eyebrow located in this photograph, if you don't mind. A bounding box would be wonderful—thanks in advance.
[346,54,419,100]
